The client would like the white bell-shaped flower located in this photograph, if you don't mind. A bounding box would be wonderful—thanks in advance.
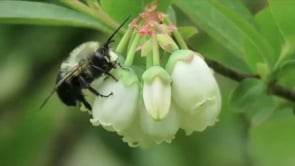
[90,68,139,132]
[166,50,221,112]
[166,49,222,132]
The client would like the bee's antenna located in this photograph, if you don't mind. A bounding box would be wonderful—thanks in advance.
[39,89,56,110]
[104,16,131,47]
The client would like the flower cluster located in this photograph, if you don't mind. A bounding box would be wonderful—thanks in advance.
[88,2,221,148]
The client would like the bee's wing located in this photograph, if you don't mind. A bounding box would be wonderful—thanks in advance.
[55,65,81,88]
[39,65,81,110]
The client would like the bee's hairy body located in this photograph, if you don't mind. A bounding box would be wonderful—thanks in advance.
[39,17,129,111]
[56,41,118,110]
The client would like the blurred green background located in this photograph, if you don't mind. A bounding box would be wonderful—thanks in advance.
[1,0,295,166]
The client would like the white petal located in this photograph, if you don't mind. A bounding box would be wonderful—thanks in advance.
[179,88,222,134]
[91,79,139,132]
[140,103,180,144]
[118,112,154,149]
[143,77,171,120]
[80,76,105,113]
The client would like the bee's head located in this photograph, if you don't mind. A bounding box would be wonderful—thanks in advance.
[95,16,130,63]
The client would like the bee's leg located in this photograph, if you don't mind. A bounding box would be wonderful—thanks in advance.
[91,65,118,81]
[106,73,118,81]
[91,65,104,72]
[76,92,92,110]
[78,76,113,97]
[88,86,113,97]
[118,62,129,71]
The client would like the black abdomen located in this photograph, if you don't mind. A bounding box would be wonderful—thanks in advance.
[55,73,92,110]
[56,73,78,106]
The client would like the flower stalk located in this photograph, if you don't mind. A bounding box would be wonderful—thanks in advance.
[164,17,188,49]
[124,33,141,66]
[152,32,160,66]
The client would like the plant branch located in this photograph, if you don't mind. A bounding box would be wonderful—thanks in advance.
[267,83,295,102]
[204,57,261,81]
[204,56,295,103]
[60,0,119,31]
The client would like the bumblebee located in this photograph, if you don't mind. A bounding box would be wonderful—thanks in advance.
[41,17,129,110]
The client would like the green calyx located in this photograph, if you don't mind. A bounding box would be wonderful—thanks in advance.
[111,68,139,87]
[165,49,196,74]
[142,66,171,84]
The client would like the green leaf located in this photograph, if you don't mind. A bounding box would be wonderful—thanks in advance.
[174,0,275,71]
[100,0,172,22]
[0,1,110,33]
[268,0,295,66]
[249,111,295,166]
[269,0,295,39]
[218,0,258,27]
[157,0,173,13]
[278,60,295,77]
[255,8,284,61]
[229,79,276,125]
[178,26,198,40]
[276,60,295,87]
[190,33,251,73]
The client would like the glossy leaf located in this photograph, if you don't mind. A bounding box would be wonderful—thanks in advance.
[189,33,251,73]
[0,1,110,33]
[269,0,295,39]
[178,26,198,40]
[276,60,295,87]
[268,0,295,64]
[100,0,172,22]
[219,0,258,27]
[174,0,274,71]
[255,7,284,62]
[229,79,276,125]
